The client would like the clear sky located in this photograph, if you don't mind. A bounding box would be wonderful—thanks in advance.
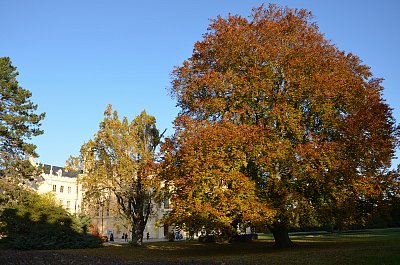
[2,0,399,168]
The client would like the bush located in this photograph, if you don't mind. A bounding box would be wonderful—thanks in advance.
[198,234,215,243]
[0,191,102,250]
[234,233,258,242]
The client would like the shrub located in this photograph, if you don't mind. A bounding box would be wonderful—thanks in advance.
[0,190,102,250]
[198,234,215,243]
[234,234,258,242]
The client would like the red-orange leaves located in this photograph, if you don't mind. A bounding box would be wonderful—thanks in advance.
[166,4,398,244]
[163,120,274,231]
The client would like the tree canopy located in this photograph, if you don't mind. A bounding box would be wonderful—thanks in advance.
[79,105,164,246]
[164,4,399,247]
[0,57,45,173]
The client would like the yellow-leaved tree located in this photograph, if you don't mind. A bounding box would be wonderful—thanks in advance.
[79,105,164,246]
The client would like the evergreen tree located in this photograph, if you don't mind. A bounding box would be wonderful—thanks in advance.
[0,57,45,204]
[0,57,45,178]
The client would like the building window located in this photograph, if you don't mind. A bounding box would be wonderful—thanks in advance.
[59,200,63,205]
[60,185,64,193]
[66,201,70,210]
[52,185,57,192]
[68,186,71,193]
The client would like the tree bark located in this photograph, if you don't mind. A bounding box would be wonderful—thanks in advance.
[269,224,294,248]
[131,222,144,247]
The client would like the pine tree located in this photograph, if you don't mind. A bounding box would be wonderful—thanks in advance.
[0,57,45,192]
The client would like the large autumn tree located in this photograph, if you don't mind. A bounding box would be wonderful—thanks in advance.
[79,105,164,246]
[0,57,45,205]
[164,5,399,247]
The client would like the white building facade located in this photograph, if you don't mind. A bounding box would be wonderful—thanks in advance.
[31,161,170,240]
[34,163,83,215]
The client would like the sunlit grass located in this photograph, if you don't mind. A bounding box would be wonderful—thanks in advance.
[57,228,400,265]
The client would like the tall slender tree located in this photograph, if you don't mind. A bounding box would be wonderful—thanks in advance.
[165,4,399,247]
[79,105,164,246]
[0,57,45,205]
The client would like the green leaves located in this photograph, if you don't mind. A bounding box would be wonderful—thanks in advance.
[0,57,45,198]
[0,188,101,250]
[0,57,45,155]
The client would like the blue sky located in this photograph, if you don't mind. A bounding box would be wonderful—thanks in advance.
[2,0,399,168]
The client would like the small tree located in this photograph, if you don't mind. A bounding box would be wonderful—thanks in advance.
[79,105,164,246]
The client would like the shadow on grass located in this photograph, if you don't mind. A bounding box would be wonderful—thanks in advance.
[54,228,400,265]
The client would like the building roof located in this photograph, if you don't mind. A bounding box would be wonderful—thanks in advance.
[40,164,81,178]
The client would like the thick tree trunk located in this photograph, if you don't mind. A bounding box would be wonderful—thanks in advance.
[131,224,144,247]
[269,224,294,248]
[130,215,147,247]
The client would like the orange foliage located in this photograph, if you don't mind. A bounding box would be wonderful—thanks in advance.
[163,4,398,242]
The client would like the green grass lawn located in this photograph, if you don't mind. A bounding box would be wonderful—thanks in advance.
[58,228,400,265]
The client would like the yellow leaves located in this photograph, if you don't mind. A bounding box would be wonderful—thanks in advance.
[164,118,279,228]
[79,106,163,218]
